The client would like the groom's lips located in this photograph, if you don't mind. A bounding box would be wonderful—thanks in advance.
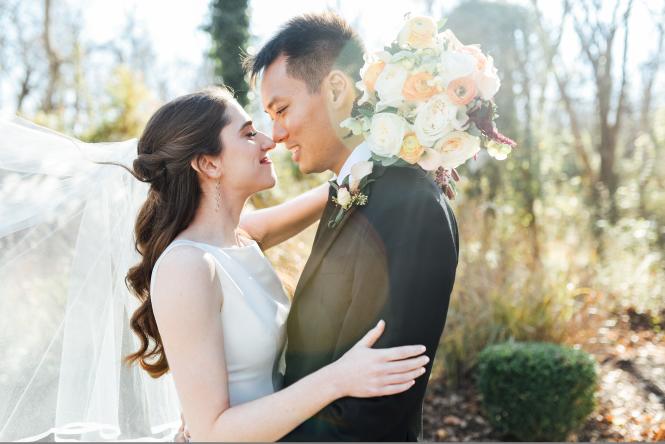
[288,145,301,163]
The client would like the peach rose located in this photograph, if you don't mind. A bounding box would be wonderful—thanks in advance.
[447,76,477,106]
[460,45,487,72]
[399,133,425,164]
[398,16,438,49]
[402,72,439,102]
[363,61,385,93]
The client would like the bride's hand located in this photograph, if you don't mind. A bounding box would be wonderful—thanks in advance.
[329,320,429,398]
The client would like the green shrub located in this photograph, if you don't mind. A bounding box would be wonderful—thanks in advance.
[476,341,597,441]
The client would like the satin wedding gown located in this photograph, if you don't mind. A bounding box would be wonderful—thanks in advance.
[150,238,291,407]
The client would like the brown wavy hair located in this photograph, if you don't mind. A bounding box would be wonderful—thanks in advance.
[119,87,233,378]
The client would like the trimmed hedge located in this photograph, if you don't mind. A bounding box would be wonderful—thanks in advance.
[476,341,597,441]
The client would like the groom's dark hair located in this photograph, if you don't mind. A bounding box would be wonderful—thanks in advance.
[244,12,365,93]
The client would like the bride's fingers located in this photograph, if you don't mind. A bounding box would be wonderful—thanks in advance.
[356,319,385,348]
[380,344,427,361]
[384,355,430,373]
[378,380,416,396]
[381,367,426,385]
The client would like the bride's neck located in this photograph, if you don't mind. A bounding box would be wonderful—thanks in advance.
[181,186,248,248]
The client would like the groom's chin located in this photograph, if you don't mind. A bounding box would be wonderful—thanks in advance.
[297,162,325,175]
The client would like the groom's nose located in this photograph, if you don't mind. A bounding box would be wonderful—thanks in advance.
[272,120,288,144]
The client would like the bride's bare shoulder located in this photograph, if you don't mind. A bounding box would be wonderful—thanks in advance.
[151,244,223,313]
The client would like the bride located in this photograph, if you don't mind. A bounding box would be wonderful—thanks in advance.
[0,86,428,441]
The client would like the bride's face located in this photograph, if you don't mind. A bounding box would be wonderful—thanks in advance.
[218,101,277,195]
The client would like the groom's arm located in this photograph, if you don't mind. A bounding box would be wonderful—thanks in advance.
[313,175,458,440]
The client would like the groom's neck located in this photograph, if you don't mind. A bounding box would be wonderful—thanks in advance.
[330,134,364,175]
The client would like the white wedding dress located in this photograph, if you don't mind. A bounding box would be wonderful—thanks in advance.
[0,117,289,441]
[150,239,290,407]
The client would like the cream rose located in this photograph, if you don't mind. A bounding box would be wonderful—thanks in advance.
[349,160,374,192]
[439,29,464,51]
[374,63,409,109]
[473,55,500,100]
[336,187,352,209]
[368,113,407,157]
[399,133,425,164]
[413,94,460,147]
[398,16,438,49]
[433,131,480,168]
[460,44,488,71]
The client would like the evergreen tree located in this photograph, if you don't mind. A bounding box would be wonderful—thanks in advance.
[207,0,250,106]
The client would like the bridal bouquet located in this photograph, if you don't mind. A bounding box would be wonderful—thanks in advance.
[342,15,516,198]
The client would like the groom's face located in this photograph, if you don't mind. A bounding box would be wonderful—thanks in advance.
[261,55,345,174]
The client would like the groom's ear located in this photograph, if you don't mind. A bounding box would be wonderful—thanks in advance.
[324,70,353,110]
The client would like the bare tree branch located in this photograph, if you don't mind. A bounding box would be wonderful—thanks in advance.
[531,0,594,180]
[612,0,633,133]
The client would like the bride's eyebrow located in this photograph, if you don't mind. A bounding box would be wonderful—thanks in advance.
[238,121,253,132]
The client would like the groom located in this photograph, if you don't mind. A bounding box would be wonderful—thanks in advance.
[247,12,459,441]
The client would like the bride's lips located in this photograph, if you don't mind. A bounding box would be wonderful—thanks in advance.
[259,155,272,165]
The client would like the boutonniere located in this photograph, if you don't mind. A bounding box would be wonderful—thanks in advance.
[328,160,376,229]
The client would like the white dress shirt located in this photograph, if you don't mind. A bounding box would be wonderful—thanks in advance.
[334,141,372,185]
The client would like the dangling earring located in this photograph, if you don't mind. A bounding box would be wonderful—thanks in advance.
[215,179,221,212]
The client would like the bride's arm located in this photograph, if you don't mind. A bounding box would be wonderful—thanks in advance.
[152,247,428,442]
[239,182,328,250]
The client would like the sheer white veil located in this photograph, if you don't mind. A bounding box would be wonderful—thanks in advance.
[0,117,182,441]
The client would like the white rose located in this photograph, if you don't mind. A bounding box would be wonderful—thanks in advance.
[349,160,374,192]
[439,29,464,51]
[398,16,438,49]
[414,94,460,147]
[374,63,408,109]
[336,187,352,209]
[434,131,480,168]
[439,51,476,85]
[368,113,407,157]
[473,55,500,100]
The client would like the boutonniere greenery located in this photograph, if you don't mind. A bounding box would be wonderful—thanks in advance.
[328,160,376,229]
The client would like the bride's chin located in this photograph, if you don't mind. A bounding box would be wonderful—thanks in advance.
[255,175,277,193]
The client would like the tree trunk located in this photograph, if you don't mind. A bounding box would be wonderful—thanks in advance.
[42,0,62,113]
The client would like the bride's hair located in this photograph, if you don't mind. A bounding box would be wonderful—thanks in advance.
[122,86,233,378]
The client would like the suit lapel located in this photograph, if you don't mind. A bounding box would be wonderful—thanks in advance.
[294,203,357,298]
[294,164,387,298]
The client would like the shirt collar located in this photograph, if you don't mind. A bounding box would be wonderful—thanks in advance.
[334,141,371,185]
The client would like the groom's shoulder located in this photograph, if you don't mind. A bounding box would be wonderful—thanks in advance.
[370,165,439,206]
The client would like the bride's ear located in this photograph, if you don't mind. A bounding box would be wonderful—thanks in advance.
[325,70,353,110]
[190,154,222,179]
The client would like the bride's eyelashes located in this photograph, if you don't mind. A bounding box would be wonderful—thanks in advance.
[276,106,288,116]
[246,130,258,138]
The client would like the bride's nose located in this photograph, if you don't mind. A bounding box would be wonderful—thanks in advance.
[260,134,276,152]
